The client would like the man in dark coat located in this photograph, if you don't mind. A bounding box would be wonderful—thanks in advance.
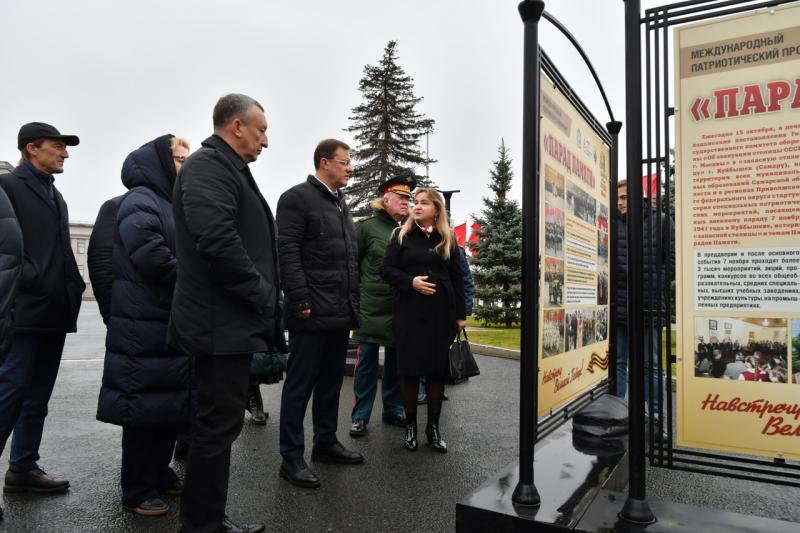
[0,122,84,495]
[614,180,675,415]
[277,138,363,489]
[349,177,414,437]
[169,94,280,533]
[87,195,122,324]
[95,135,191,517]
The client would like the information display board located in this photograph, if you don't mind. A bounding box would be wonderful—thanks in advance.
[538,73,611,416]
[675,4,800,459]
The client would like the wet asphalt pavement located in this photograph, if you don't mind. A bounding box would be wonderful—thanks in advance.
[0,302,520,532]
[0,301,798,532]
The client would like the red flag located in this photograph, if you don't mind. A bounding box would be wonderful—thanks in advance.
[454,223,467,247]
[642,174,659,198]
[468,223,481,256]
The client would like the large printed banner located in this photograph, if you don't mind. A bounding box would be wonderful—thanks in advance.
[538,73,611,417]
[676,4,800,459]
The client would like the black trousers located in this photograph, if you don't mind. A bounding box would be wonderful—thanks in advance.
[279,330,349,460]
[0,333,66,472]
[120,426,177,506]
[180,354,251,533]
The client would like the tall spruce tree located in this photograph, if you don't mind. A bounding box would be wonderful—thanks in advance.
[470,140,522,327]
[346,40,436,215]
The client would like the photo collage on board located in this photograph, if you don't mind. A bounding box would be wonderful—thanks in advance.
[693,317,799,385]
[543,165,566,358]
[542,163,609,359]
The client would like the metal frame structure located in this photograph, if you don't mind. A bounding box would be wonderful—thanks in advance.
[642,0,800,488]
[515,0,622,508]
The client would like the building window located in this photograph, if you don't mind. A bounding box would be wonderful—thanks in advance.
[77,240,86,254]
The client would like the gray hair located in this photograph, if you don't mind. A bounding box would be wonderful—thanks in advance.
[213,93,263,130]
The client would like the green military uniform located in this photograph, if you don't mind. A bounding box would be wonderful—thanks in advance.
[351,207,404,426]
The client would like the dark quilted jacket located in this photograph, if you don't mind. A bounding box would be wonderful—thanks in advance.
[96,135,191,428]
[277,176,360,332]
[614,205,675,327]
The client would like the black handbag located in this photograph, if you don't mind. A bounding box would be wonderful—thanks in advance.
[250,349,288,384]
[448,329,480,380]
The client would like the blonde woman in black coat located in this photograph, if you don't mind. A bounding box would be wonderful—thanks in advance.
[381,188,466,453]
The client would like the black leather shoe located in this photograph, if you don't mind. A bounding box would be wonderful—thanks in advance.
[382,412,407,427]
[279,458,320,488]
[425,424,448,453]
[311,441,364,464]
[349,420,367,437]
[247,389,267,425]
[403,424,418,451]
[123,497,169,516]
[4,468,69,494]
[173,440,190,461]
[219,515,265,533]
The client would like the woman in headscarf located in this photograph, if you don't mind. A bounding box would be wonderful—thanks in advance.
[96,135,192,516]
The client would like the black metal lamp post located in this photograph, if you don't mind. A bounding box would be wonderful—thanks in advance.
[619,0,656,524]
[512,0,545,508]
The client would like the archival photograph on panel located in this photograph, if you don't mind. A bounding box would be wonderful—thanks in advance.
[597,268,608,306]
[545,204,565,258]
[543,309,565,358]
[566,181,596,226]
[694,317,788,383]
[597,204,609,233]
[580,309,597,348]
[594,307,608,343]
[597,227,608,267]
[565,308,598,350]
[545,164,565,205]
[544,257,565,308]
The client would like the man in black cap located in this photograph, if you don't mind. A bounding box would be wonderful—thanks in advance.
[348,176,415,437]
[0,122,85,495]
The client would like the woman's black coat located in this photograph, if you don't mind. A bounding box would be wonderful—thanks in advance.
[0,164,85,333]
[168,135,285,357]
[0,186,23,355]
[381,226,466,377]
[96,135,191,428]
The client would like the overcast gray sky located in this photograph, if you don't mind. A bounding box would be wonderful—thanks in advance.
[0,0,661,226]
